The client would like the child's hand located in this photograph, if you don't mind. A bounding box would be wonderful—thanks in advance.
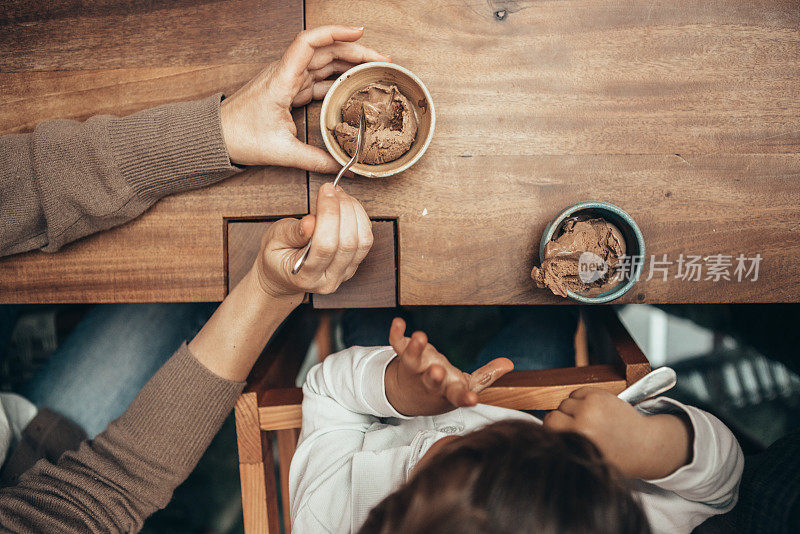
[543,387,693,480]
[384,318,514,416]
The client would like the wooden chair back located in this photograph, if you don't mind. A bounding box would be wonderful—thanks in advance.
[235,307,650,533]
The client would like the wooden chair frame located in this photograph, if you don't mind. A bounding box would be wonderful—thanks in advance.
[235,306,650,533]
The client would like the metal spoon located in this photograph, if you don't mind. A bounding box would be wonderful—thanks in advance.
[617,367,677,405]
[291,107,367,275]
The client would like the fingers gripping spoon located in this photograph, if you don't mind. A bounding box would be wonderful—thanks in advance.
[291,107,367,275]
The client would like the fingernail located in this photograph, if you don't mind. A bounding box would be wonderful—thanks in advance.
[350,25,364,31]
[335,185,344,192]
[321,183,335,196]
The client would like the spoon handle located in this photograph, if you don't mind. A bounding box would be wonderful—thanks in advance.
[617,367,677,405]
[291,242,312,275]
[292,108,366,275]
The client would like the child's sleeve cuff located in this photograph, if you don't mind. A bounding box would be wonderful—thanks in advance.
[357,347,412,420]
[638,397,743,508]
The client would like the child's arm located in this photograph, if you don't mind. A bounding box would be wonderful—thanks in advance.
[544,387,743,508]
[290,344,413,532]
[300,345,407,433]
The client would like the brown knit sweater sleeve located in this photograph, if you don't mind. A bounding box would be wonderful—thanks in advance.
[0,94,240,257]
[0,343,245,533]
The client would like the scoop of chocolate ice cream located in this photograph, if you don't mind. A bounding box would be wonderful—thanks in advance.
[531,217,627,298]
[333,83,418,165]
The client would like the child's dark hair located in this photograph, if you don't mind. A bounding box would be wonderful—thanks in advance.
[358,420,650,534]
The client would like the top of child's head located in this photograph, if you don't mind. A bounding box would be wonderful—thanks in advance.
[357,420,651,534]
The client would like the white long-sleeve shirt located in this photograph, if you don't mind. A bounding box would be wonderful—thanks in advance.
[289,347,744,534]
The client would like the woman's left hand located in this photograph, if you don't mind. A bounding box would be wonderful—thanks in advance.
[220,25,389,170]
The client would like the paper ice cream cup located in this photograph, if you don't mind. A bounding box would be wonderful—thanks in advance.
[320,62,435,178]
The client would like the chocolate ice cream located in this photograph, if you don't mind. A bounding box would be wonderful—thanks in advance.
[333,83,417,165]
[531,217,627,298]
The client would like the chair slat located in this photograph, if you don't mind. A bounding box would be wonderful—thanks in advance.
[276,428,301,531]
[260,404,303,431]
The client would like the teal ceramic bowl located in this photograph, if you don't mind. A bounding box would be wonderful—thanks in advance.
[538,201,645,304]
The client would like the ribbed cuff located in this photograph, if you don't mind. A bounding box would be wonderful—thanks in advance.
[114,342,245,470]
[108,94,240,202]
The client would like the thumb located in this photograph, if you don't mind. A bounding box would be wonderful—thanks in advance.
[272,215,315,249]
[469,358,514,392]
[282,137,340,174]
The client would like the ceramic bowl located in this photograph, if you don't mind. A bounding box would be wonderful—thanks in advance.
[319,62,435,178]
[538,201,645,304]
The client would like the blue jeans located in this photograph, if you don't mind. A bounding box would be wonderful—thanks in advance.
[341,306,577,372]
[17,303,216,438]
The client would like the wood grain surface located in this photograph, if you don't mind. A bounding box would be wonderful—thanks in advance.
[313,220,396,308]
[3,0,799,304]
[236,306,316,533]
[234,392,264,464]
[306,0,800,304]
[310,0,800,156]
[477,365,628,410]
[234,392,270,534]
[0,64,264,135]
[0,0,300,71]
[0,162,306,303]
[0,0,306,303]
[238,462,270,534]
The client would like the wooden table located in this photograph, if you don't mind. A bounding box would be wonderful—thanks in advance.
[2,1,799,306]
[1,0,307,303]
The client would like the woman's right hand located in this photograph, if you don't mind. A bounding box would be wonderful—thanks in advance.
[252,182,373,303]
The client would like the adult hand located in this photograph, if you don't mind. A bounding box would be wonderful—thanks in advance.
[252,182,373,302]
[220,25,389,170]
[543,387,693,479]
[385,318,514,416]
